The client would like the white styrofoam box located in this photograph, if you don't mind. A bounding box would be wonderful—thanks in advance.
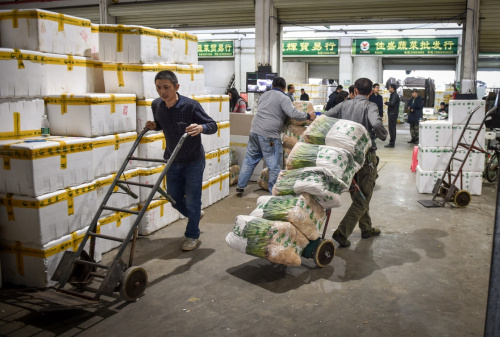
[230,135,264,182]
[452,150,485,172]
[201,132,216,153]
[138,200,180,235]
[0,48,95,97]
[0,98,45,139]
[448,100,486,125]
[137,165,166,202]
[99,24,174,64]
[209,172,230,205]
[418,146,453,171]
[95,169,141,216]
[191,95,211,120]
[92,132,137,178]
[418,121,452,147]
[93,61,105,93]
[102,63,204,100]
[452,124,486,148]
[206,95,230,122]
[136,99,154,132]
[129,131,165,168]
[168,30,198,65]
[176,65,204,96]
[0,181,96,246]
[451,171,483,195]
[201,180,210,209]
[216,121,230,150]
[90,24,100,61]
[416,165,444,194]
[0,9,91,57]
[218,147,230,175]
[204,150,219,181]
[45,94,137,137]
[97,207,136,254]
[0,227,101,288]
[0,136,94,196]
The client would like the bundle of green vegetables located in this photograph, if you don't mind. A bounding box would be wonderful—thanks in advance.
[286,142,357,185]
[302,115,371,167]
[272,167,348,209]
[226,215,309,266]
[250,193,326,240]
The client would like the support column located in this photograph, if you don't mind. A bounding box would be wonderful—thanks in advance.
[460,0,480,94]
[353,56,383,84]
[338,37,353,87]
[100,0,116,24]
[254,0,280,72]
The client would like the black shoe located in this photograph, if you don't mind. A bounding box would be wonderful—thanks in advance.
[236,187,244,196]
[332,230,351,247]
[384,144,394,148]
[407,139,415,143]
[361,228,381,239]
[413,139,419,144]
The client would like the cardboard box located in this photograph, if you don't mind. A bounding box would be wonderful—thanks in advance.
[102,63,204,100]
[0,136,94,196]
[0,98,45,139]
[448,100,486,125]
[0,9,91,57]
[418,121,453,147]
[229,112,254,136]
[138,199,179,235]
[0,227,101,288]
[416,165,444,194]
[92,132,137,178]
[99,24,174,64]
[45,94,137,137]
[452,124,485,148]
[418,146,453,171]
[0,48,95,97]
[0,181,96,246]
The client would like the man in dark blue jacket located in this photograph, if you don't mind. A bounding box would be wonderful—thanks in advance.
[325,85,343,110]
[407,89,424,144]
[384,84,400,147]
[369,83,383,118]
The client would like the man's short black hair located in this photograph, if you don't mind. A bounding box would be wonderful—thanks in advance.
[336,85,343,91]
[272,77,286,90]
[155,70,178,85]
[348,85,355,94]
[287,84,294,91]
[373,83,380,88]
[389,84,397,91]
[412,88,419,93]
[354,78,373,96]
[301,88,305,91]
[440,102,446,106]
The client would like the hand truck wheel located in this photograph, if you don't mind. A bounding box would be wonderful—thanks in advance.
[485,153,499,183]
[313,240,335,268]
[119,267,148,302]
[454,190,471,208]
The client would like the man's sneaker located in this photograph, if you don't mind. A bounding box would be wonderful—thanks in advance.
[407,139,415,143]
[361,228,381,239]
[182,238,200,251]
[200,210,205,220]
[384,144,394,148]
[332,230,351,248]
[236,187,244,196]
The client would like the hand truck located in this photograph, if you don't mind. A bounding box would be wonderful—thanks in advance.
[0,128,189,311]
[301,209,336,268]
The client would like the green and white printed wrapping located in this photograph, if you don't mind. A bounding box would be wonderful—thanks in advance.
[250,193,326,240]
[286,142,358,185]
[283,124,307,149]
[225,215,309,266]
[273,167,348,209]
[302,115,371,167]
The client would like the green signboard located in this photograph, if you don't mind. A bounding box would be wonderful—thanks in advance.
[353,37,459,56]
[283,39,339,57]
[198,40,234,57]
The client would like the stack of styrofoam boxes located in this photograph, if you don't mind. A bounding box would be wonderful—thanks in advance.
[416,99,485,195]
[291,84,328,105]
[0,9,108,287]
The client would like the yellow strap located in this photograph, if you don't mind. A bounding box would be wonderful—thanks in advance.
[190,65,194,81]
[15,241,24,276]
[71,231,78,251]
[114,134,120,150]
[220,175,223,190]
[13,112,20,136]
[157,36,161,56]
[116,24,124,52]
[3,145,11,170]
[0,129,41,140]
[162,176,166,190]
[5,194,15,221]
[219,95,223,112]
[229,142,247,147]
[185,32,189,55]
[66,55,74,71]
[13,49,25,69]
[137,100,152,107]
[160,203,164,217]
[217,122,221,137]
[11,9,18,28]
[117,213,122,227]
[51,140,68,169]
[110,94,116,113]
[57,13,65,31]
[60,94,68,114]
[117,64,124,87]
[65,188,74,215]
[162,137,166,150]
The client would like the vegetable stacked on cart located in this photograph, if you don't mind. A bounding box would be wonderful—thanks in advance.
[226,114,372,267]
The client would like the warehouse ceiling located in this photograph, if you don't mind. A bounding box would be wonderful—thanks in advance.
[0,0,499,53]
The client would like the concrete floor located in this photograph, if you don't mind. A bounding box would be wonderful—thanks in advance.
[0,124,497,337]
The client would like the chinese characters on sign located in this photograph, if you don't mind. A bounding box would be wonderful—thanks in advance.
[198,40,234,57]
[353,38,459,55]
[283,39,339,56]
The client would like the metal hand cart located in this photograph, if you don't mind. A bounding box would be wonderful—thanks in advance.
[301,209,336,268]
[419,105,498,208]
[0,128,189,312]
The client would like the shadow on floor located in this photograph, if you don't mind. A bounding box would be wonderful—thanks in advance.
[226,258,335,294]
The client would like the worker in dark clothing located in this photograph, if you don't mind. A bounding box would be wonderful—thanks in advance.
[348,85,355,100]
[300,88,309,101]
[407,89,424,144]
[384,84,400,148]
[369,83,384,118]
[324,78,388,248]
[325,85,343,110]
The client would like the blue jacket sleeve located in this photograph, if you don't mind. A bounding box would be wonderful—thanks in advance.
[192,101,218,135]
[415,96,424,110]
[151,100,163,131]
